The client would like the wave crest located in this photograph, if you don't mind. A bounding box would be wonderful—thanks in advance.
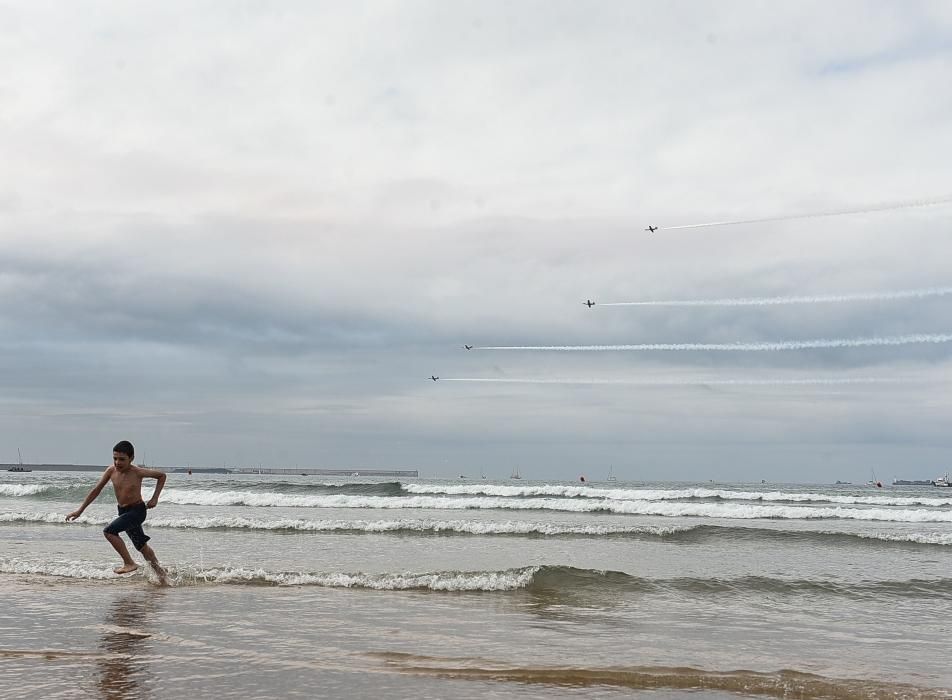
[4,560,951,600]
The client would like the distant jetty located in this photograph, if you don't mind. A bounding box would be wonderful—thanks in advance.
[1,463,418,477]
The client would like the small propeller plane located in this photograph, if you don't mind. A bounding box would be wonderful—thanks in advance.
[463,345,473,350]
[429,375,439,381]
[645,225,658,233]
[584,299,595,308]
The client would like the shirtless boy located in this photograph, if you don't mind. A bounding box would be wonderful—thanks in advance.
[66,440,167,581]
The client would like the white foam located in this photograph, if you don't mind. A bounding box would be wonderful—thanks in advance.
[402,483,952,508]
[0,484,53,496]
[194,566,539,590]
[150,490,952,523]
[0,558,123,580]
[0,557,542,591]
[0,511,691,537]
[847,530,952,546]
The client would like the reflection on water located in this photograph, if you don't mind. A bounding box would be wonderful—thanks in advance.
[97,591,163,700]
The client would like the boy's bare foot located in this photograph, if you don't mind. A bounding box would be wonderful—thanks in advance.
[114,563,139,574]
[151,565,169,586]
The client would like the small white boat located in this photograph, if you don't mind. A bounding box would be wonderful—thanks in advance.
[607,465,617,481]
[933,474,951,487]
[510,466,522,480]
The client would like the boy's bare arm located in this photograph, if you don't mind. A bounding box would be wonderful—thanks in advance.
[138,467,167,508]
[66,468,113,521]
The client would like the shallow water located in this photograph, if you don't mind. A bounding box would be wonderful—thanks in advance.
[1,472,950,698]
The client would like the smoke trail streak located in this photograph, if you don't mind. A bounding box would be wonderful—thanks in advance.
[475,333,952,352]
[599,286,952,307]
[440,377,908,386]
[655,194,952,230]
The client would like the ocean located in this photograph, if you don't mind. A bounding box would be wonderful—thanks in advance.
[1,470,950,699]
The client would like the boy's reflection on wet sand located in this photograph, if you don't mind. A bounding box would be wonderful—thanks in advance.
[97,590,162,700]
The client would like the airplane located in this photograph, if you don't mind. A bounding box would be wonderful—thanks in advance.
[429,375,439,381]
[463,345,473,350]
[645,225,658,233]
[584,299,595,307]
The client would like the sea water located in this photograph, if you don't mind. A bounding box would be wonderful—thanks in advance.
[1,470,950,698]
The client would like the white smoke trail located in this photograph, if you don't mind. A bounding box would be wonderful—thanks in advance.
[475,332,952,352]
[599,286,952,307]
[439,377,907,386]
[655,194,952,230]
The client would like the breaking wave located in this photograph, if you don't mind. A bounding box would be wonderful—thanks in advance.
[6,479,950,509]
[0,511,690,537]
[401,483,952,507]
[144,490,952,522]
[4,560,951,600]
[0,484,57,497]
[4,511,951,545]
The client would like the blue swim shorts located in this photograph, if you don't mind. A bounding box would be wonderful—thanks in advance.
[103,501,151,551]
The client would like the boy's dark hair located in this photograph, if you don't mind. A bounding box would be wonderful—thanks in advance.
[113,440,135,459]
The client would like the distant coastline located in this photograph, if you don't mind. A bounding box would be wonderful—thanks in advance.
[2,463,110,472]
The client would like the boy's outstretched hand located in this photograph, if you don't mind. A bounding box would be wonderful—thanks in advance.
[65,511,81,521]
[146,498,158,509]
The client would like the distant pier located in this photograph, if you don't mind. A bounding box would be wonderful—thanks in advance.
[2,463,419,477]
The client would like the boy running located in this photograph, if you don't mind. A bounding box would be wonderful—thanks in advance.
[67,440,167,581]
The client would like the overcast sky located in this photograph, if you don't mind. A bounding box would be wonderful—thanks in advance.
[2,0,951,482]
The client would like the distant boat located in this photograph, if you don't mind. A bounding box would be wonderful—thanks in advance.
[867,469,883,488]
[510,466,522,480]
[8,448,31,473]
[607,465,617,482]
[933,474,951,487]
[459,474,468,479]
[892,478,933,486]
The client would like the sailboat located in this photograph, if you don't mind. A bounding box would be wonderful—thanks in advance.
[867,469,883,488]
[8,448,31,473]
[607,465,617,481]
[510,466,522,480]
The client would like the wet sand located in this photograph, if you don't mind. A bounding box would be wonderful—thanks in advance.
[2,573,949,700]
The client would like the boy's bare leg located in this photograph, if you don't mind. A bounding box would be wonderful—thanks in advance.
[139,544,167,584]
[104,532,138,574]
